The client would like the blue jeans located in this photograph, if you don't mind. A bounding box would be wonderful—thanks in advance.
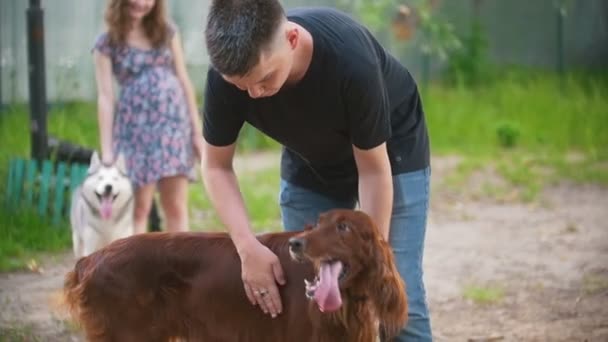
[279,167,433,341]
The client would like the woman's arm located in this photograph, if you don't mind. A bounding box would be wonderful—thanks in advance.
[93,50,115,164]
[170,31,203,159]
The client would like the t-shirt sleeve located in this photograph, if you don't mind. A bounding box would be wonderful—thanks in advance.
[342,56,391,150]
[92,32,112,57]
[203,67,246,146]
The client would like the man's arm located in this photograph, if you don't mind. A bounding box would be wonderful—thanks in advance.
[201,141,253,247]
[353,142,393,240]
[343,54,393,239]
[201,140,285,317]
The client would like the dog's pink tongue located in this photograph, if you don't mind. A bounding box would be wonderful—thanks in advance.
[100,196,113,220]
[314,261,343,312]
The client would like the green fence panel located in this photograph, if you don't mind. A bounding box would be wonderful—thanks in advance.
[25,159,38,206]
[52,162,67,226]
[5,159,16,207]
[5,158,91,224]
[12,159,25,205]
[38,160,53,216]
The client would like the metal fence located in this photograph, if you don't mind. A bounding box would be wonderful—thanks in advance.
[1,0,606,104]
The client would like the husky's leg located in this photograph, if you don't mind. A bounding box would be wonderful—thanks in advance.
[72,231,84,258]
[114,225,134,240]
[81,227,103,257]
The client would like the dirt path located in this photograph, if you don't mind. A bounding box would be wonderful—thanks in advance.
[1,154,607,341]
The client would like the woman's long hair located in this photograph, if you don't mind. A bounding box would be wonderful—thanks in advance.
[104,0,171,48]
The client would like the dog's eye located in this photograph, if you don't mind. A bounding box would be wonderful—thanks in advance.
[337,222,350,232]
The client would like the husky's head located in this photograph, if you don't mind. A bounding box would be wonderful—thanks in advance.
[80,152,133,221]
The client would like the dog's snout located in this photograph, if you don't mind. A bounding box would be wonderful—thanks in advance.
[288,237,306,253]
[104,184,113,195]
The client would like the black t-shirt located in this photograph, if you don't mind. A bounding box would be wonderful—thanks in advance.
[203,7,430,200]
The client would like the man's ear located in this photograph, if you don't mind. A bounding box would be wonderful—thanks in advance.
[286,27,299,49]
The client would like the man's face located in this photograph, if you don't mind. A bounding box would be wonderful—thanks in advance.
[222,28,297,99]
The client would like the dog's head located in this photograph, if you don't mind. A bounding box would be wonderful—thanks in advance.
[288,210,400,307]
[288,209,408,337]
[80,152,133,221]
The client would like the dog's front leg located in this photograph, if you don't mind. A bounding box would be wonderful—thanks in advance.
[81,227,104,257]
[72,232,84,258]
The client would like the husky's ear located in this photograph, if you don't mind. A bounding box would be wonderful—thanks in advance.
[115,154,128,174]
[88,151,102,174]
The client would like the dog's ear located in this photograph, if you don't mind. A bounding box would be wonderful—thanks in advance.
[115,154,127,175]
[88,151,101,174]
[370,239,409,340]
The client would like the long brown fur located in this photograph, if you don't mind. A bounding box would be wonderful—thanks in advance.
[64,209,407,341]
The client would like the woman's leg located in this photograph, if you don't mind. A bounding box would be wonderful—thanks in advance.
[389,167,433,342]
[158,175,190,232]
[133,183,157,234]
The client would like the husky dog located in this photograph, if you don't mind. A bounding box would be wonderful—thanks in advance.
[70,151,134,258]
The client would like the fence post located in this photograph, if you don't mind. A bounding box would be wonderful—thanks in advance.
[555,0,568,93]
[26,0,49,161]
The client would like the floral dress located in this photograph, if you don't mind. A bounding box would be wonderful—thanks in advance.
[93,30,193,187]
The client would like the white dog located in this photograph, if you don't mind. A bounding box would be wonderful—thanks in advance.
[70,151,134,258]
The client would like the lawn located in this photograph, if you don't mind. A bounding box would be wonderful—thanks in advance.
[1,68,606,270]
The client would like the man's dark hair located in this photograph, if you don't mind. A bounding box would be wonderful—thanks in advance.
[205,0,286,76]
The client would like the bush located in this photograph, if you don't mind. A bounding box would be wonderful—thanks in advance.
[495,121,521,149]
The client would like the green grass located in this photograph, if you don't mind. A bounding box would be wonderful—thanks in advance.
[0,323,38,342]
[582,272,608,295]
[188,166,282,232]
[0,103,95,271]
[0,208,71,272]
[462,283,505,305]
[0,102,99,178]
[239,166,282,231]
[425,69,608,200]
[425,70,608,157]
[1,69,606,271]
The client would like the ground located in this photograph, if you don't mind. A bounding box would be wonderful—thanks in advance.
[1,153,607,342]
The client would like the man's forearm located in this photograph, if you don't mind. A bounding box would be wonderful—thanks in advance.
[358,172,393,240]
[202,166,257,250]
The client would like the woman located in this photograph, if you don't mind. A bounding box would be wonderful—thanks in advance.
[93,0,202,233]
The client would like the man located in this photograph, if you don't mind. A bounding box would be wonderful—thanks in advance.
[202,0,432,340]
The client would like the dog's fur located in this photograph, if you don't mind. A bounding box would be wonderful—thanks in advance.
[69,151,134,258]
[64,209,408,341]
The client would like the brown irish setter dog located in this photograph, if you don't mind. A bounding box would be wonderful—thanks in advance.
[64,209,408,341]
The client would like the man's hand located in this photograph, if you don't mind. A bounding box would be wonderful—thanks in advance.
[238,239,286,318]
